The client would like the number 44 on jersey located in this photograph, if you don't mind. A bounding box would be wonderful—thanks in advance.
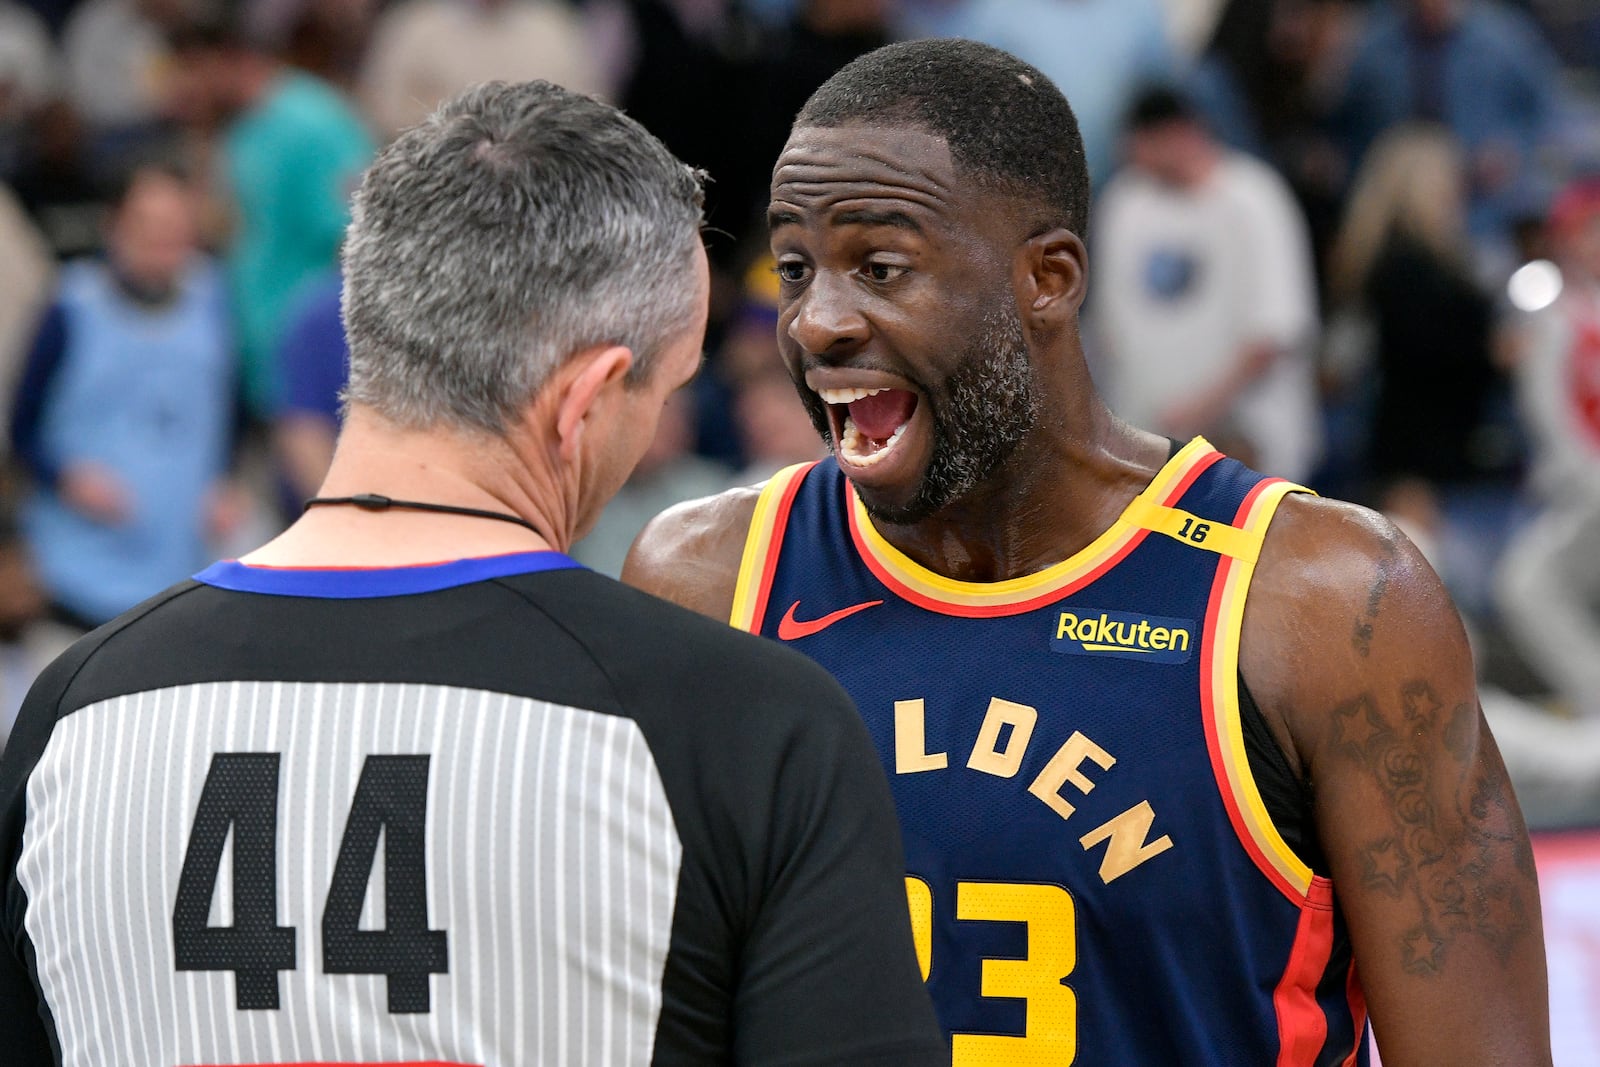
[172,753,448,1014]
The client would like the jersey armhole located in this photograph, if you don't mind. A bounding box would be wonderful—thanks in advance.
[729,463,815,631]
[1238,672,1325,875]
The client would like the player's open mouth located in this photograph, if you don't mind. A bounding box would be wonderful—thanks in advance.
[817,386,920,468]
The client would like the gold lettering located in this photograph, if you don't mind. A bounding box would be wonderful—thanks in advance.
[953,882,1077,1064]
[1169,627,1190,653]
[1151,626,1169,650]
[967,698,1038,779]
[1056,612,1078,640]
[1079,800,1174,883]
[1027,731,1116,820]
[905,876,933,981]
[895,699,948,773]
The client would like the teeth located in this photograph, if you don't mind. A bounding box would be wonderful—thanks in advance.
[817,386,887,405]
[839,415,907,467]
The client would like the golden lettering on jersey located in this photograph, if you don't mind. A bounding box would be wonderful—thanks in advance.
[895,698,949,773]
[895,695,1175,883]
[966,697,1037,778]
[1078,800,1174,882]
[1028,730,1114,820]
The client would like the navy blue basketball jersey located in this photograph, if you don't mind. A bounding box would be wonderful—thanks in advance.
[732,438,1371,1066]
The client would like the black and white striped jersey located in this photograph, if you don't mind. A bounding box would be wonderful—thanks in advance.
[0,551,944,1066]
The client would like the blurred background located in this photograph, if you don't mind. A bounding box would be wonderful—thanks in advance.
[0,0,1597,1056]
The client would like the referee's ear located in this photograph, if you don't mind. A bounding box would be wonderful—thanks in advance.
[552,343,635,464]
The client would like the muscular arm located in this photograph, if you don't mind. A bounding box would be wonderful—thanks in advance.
[1242,496,1550,1066]
[621,486,761,622]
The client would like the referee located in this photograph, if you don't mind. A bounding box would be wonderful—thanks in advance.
[0,81,944,1065]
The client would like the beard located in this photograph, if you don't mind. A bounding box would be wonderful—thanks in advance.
[794,302,1038,525]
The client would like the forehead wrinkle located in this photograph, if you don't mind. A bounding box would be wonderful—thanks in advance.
[769,174,952,230]
[773,132,956,203]
[772,183,948,218]
[776,151,951,190]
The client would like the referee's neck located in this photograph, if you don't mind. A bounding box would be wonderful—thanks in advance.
[244,406,566,568]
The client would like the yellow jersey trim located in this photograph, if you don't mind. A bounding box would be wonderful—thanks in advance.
[1205,478,1315,900]
[848,436,1221,613]
[729,463,814,631]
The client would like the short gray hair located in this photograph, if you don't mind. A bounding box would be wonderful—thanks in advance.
[341,81,706,432]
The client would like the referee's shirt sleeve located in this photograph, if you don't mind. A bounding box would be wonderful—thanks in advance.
[732,671,946,1065]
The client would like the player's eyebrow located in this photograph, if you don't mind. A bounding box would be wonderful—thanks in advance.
[768,209,803,231]
[833,209,924,234]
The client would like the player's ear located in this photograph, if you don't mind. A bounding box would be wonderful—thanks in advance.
[1018,227,1088,321]
[554,344,634,464]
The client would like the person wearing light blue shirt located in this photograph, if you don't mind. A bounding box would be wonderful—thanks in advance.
[10,166,238,628]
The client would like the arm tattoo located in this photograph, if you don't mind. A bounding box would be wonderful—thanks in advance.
[1350,544,1396,658]
[1331,683,1535,976]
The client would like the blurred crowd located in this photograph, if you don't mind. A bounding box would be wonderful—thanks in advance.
[0,0,1598,819]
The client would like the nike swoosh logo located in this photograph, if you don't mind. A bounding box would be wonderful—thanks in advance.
[777,599,884,640]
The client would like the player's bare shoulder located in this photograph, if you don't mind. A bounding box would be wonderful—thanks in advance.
[1240,491,1473,771]
[622,482,764,622]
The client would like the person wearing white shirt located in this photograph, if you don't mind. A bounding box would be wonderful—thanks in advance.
[1094,87,1322,483]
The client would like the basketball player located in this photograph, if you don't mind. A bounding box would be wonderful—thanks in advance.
[626,41,1552,1065]
[0,82,945,1064]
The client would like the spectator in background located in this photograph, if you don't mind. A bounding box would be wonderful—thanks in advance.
[0,183,53,437]
[61,0,180,138]
[9,164,242,630]
[360,0,604,139]
[0,2,55,96]
[1094,87,1322,481]
[0,0,57,180]
[941,0,1175,187]
[1186,0,1364,266]
[1326,125,1500,510]
[0,2,56,125]
[166,12,374,418]
[272,268,347,509]
[1496,177,1600,721]
[1334,0,1564,255]
[251,0,378,90]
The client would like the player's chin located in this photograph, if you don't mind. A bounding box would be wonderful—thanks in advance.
[831,402,934,501]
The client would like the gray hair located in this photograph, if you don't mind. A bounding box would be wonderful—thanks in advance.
[341,80,706,432]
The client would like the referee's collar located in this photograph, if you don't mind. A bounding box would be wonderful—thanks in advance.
[194,551,584,599]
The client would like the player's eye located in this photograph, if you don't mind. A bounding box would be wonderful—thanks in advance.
[863,261,908,283]
[774,260,810,284]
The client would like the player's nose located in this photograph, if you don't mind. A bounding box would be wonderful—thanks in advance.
[786,270,868,359]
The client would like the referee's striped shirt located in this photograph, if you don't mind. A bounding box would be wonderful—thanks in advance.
[0,552,943,1065]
